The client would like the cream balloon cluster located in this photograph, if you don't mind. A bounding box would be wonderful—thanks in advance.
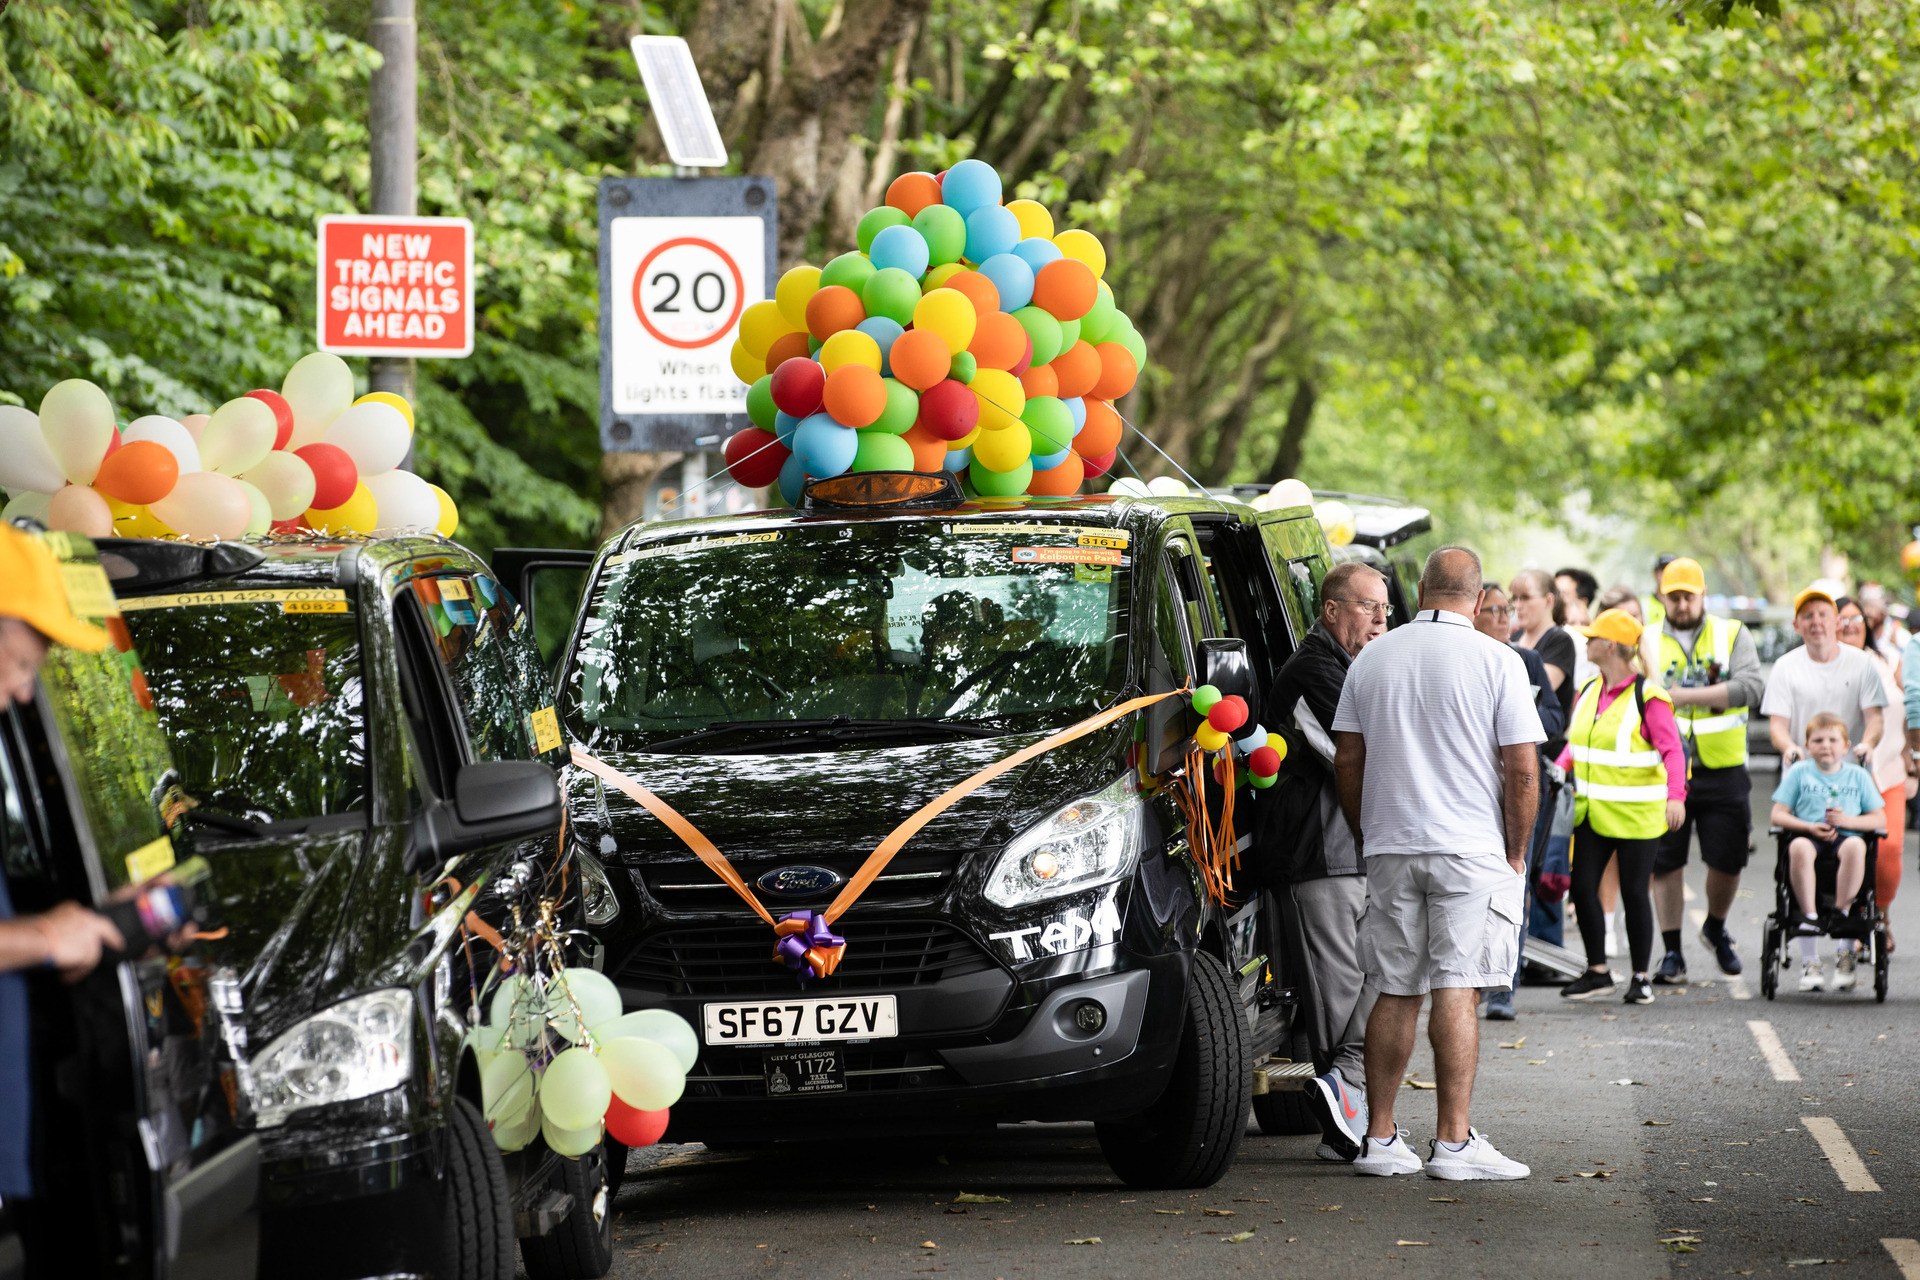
[1245,478,1353,545]
[0,352,456,541]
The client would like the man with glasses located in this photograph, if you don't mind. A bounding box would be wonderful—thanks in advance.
[1269,561,1389,1162]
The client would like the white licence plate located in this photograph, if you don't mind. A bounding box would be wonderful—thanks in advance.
[702,995,898,1046]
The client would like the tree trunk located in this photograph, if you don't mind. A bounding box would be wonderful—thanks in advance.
[598,451,684,542]
[1259,378,1317,484]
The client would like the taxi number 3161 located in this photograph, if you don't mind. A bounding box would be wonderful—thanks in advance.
[703,995,899,1046]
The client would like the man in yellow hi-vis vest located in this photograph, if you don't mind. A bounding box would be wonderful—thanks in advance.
[1644,558,1766,984]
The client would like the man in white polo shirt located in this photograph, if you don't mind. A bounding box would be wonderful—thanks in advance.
[1332,546,1545,1181]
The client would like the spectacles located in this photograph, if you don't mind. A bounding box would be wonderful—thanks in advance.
[1510,593,1544,603]
[1330,598,1390,619]
[1479,605,1512,619]
[1838,616,1866,629]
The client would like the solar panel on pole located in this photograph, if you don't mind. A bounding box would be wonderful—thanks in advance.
[629,36,729,168]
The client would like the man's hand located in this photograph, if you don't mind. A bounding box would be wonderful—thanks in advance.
[32,902,124,982]
[1665,800,1687,832]
[1782,745,1805,768]
[1851,742,1872,764]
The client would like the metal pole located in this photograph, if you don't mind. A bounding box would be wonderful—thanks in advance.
[369,0,417,432]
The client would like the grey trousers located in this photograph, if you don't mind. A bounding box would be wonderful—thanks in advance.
[1291,873,1375,1088]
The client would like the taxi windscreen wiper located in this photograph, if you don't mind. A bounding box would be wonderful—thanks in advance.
[646,716,999,753]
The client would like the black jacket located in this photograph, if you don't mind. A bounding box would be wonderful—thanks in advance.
[1259,623,1355,884]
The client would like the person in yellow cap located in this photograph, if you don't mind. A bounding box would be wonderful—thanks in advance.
[1643,556,1767,985]
[1554,608,1688,1007]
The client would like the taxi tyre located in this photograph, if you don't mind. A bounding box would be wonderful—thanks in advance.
[519,1144,614,1280]
[444,1097,515,1280]
[1251,1029,1320,1135]
[1094,951,1250,1188]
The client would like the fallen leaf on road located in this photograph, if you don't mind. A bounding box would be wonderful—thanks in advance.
[1223,1230,1256,1244]
[1499,1037,1526,1049]
[1690,1197,1714,1203]
[1202,1208,1235,1217]
[1792,1198,1822,1205]
[1395,1240,1430,1247]
[1153,1209,1183,1216]
[920,1241,938,1249]
[1316,1205,1342,1212]
[1527,1059,1547,1066]
[954,1193,1010,1205]
[945,1208,968,1216]
[1643,1119,1673,1126]
[1610,1078,1644,1086]
[1785,1261,1844,1268]
[1064,1238,1101,1246]
[1662,1237,1701,1254]
[1429,1197,1458,1203]
[1405,1076,1437,1090]
[1576,1170,1612,1179]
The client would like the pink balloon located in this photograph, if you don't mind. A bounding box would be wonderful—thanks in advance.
[151,471,250,539]
[45,485,113,538]
[179,414,210,441]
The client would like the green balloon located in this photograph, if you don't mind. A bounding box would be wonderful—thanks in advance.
[857,206,910,255]
[807,335,823,355]
[1056,317,1080,351]
[1022,396,1075,454]
[746,375,776,430]
[970,459,1033,497]
[912,205,968,267]
[872,378,919,435]
[1013,306,1063,367]
[1115,319,1146,371]
[862,267,921,327]
[1192,684,1223,713]
[852,430,916,471]
[1080,281,1118,344]
[820,250,875,294]
[948,351,978,384]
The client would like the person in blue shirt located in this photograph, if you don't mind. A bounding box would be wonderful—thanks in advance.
[1770,712,1885,993]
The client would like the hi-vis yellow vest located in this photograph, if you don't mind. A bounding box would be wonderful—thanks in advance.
[1649,615,1747,769]
[1570,677,1673,840]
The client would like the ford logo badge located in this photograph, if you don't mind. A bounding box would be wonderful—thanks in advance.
[756,865,845,897]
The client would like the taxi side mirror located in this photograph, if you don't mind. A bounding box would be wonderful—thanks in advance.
[409,761,562,873]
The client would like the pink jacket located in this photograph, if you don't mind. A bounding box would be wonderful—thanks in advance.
[1555,677,1689,802]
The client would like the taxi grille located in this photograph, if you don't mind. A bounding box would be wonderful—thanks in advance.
[617,920,995,997]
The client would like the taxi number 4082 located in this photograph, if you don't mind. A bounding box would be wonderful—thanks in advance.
[702,995,899,1046]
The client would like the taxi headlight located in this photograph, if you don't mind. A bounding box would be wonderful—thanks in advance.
[576,850,621,926]
[985,777,1143,909]
[250,988,414,1128]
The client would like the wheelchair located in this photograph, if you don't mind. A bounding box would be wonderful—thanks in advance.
[1759,825,1890,1002]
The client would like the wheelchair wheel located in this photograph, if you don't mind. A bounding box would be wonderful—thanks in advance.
[1760,921,1780,1000]
[1874,931,1890,1004]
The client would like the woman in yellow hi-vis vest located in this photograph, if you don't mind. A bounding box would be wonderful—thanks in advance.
[1554,609,1689,1007]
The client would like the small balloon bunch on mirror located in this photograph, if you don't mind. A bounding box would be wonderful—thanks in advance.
[471,899,696,1156]
[0,352,456,541]
[1190,684,1286,790]
[722,158,1147,502]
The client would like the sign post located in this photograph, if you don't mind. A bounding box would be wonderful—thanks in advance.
[316,215,475,358]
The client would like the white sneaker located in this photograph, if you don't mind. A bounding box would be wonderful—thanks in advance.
[1832,951,1857,991]
[1798,962,1825,993]
[1352,1130,1423,1176]
[1425,1129,1531,1181]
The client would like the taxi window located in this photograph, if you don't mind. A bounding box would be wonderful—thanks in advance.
[409,572,546,764]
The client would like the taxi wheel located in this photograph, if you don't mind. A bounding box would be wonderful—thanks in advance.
[520,1142,614,1280]
[444,1096,515,1280]
[1095,951,1251,1188]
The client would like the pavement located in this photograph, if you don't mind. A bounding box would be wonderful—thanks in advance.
[588,763,1920,1279]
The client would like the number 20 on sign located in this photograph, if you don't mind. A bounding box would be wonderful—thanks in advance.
[607,216,767,416]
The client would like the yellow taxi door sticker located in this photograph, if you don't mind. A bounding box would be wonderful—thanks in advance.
[125,835,177,884]
[120,589,351,613]
[529,706,563,754]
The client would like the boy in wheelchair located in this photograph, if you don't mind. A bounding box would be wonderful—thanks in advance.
[1769,713,1885,992]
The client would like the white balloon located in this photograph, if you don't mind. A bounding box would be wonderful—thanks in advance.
[365,469,441,534]
[234,478,273,535]
[324,402,412,475]
[281,352,355,448]
[239,451,317,521]
[0,407,66,495]
[592,1008,698,1073]
[1268,478,1313,509]
[1313,499,1354,531]
[38,379,116,485]
[1147,476,1189,497]
[1107,477,1151,497]
[2,491,52,523]
[123,415,203,475]
[200,397,278,476]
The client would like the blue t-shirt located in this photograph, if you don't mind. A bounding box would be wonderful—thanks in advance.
[1772,759,1884,829]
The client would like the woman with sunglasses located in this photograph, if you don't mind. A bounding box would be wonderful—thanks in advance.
[1836,595,1905,943]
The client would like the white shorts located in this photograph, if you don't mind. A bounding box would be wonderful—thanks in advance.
[1359,851,1525,996]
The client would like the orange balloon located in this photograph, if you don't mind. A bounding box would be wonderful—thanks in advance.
[822,365,887,427]
[805,285,866,341]
[1019,364,1059,399]
[1092,342,1139,400]
[93,439,181,505]
[1032,258,1098,321]
[766,331,813,370]
[1026,452,1085,496]
[889,329,952,391]
[944,270,1001,319]
[885,172,943,217]
[1049,340,1103,400]
[1075,397,1122,457]
[902,422,949,472]
[969,312,1028,371]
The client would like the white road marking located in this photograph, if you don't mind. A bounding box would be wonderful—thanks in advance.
[1884,1238,1920,1278]
[1803,1116,1881,1193]
[1747,1020,1801,1081]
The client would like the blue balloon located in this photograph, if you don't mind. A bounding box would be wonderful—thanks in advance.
[774,410,801,443]
[792,413,858,477]
[942,446,972,472]
[855,316,906,375]
[869,224,931,279]
[977,253,1035,312]
[1063,396,1086,431]
[1011,236,1063,275]
[777,451,808,507]
[1032,446,1072,471]
[940,159,1003,217]
[963,205,1020,264]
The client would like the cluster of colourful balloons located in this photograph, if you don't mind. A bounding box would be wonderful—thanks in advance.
[721,158,1147,501]
[476,966,696,1155]
[0,352,456,541]
[1192,684,1286,789]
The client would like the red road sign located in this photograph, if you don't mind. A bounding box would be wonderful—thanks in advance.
[317,215,474,358]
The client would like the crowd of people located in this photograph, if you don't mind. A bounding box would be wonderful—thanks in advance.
[1269,543,1917,1181]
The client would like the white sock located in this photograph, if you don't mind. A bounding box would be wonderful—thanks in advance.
[1835,940,1853,958]
[1799,937,1818,962]
[1606,909,1617,936]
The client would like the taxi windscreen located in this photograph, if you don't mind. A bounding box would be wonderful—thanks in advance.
[564,522,1131,750]
[121,589,367,824]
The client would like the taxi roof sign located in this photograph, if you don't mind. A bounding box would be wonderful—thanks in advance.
[800,472,965,512]
[629,36,729,168]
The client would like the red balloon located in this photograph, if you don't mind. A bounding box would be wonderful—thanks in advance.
[246,389,296,450]
[917,380,980,441]
[295,442,358,509]
[770,357,826,417]
[724,427,789,489]
[1249,745,1282,777]
[1082,449,1116,478]
[604,1097,670,1148]
[1207,694,1249,734]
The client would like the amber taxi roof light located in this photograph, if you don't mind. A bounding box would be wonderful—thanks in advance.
[800,471,965,512]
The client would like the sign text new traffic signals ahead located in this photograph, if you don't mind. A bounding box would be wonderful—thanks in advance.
[316,214,474,358]
[599,177,778,453]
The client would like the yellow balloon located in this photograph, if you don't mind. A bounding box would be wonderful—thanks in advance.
[729,339,764,386]
[105,497,175,539]
[429,483,458,536]
[737,299,791,360]
[1053,229,1108,280]
[949,426,981,451]
[912,288,977,355]
[775,265,822,330]
[969,368,1026,431]
[923,263,966,291]
[1194,723,1230,752]
[353,391,415,429]
[306,480,378,535]
[1007,199,1054,242]
[971,423,1032,471]
[1266,732,1289,764]
[818,330,882,374]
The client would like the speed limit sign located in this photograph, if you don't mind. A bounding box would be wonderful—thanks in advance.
[632,237,746,349]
